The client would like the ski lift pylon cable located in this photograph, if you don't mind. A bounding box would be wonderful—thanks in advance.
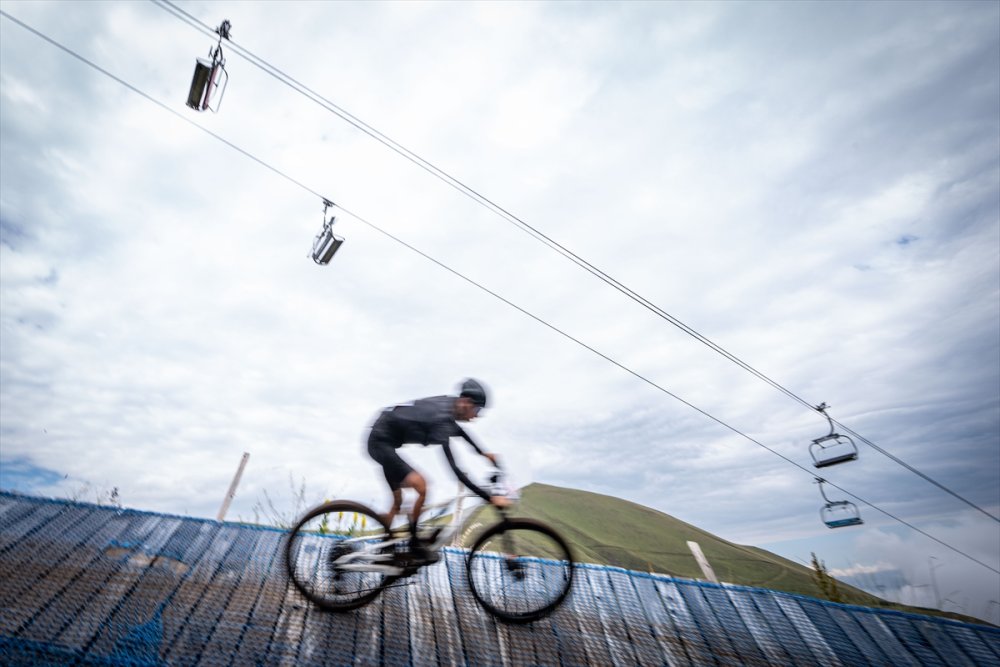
[4,7,996,575]
[150,0,999,526]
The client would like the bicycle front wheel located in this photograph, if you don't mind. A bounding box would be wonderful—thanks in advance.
[466,518,574,623]
[285,500,395,611]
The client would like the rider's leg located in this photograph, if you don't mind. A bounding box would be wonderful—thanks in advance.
[383,488,403,528]
[367,433,412,530]
[400,471,439,564]
[400,471,427,538]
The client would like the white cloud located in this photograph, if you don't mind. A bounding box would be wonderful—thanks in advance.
[1,0,997,623]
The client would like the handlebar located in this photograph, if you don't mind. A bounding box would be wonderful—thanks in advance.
[485,466,520,503]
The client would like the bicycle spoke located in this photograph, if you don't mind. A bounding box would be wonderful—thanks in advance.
[285,501,395,611]
[467,519,574,623]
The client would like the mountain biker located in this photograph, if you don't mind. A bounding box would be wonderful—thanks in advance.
[367,378,511,560]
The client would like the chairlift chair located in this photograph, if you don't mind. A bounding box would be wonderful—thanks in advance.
[311,200,344,265]
[186,20,231,112]
[809,403,858,468]
[816,478,863,529]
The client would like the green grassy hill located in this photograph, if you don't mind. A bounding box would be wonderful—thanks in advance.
[459,482,985,625]
[475,483,833,595]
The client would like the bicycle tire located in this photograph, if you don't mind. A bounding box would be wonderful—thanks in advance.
[466,518,574,623]
[285,500,396,611]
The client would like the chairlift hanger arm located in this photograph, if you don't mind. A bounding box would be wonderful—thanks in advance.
[815,477,831,504]
[209,20,231,65]
[814,402,835,437]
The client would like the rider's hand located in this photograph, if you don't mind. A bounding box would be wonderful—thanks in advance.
[484,452,499,466]
[490,495,512,508]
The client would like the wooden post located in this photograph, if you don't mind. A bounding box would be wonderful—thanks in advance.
[217,452,250,522]
[687,540,719,584]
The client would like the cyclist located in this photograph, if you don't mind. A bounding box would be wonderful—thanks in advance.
[367,378,511,561]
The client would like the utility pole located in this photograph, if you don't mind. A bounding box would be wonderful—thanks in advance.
[217,452,250,522]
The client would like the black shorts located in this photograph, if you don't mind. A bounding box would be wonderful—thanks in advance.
[368,427,413,491]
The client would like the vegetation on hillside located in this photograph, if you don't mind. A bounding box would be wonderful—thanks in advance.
[810,552,844,603]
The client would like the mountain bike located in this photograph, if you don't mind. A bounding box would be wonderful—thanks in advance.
[284,470,574,623]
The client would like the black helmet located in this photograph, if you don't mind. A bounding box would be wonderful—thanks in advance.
[459,378,488,408]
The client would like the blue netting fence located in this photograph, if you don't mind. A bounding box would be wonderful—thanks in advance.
[1,491,997,665]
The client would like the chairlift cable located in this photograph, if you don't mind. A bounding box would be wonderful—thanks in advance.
[1,13,326,203]
[150,0,999,525]
[4,8,997,575]
[335,202,997,573]
[833,420,997,522]
[148,1,817,411]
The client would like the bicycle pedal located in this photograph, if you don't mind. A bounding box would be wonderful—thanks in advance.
[391,555,427,577]
[399,543,439,567]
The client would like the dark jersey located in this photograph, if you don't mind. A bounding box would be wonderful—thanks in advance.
[369,396,491,502]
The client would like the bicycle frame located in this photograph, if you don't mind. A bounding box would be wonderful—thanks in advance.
[331,491,490,577]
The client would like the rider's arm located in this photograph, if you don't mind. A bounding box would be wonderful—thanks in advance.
[441,438,492,503]
[456,424,486,455]
[456,424,501,467]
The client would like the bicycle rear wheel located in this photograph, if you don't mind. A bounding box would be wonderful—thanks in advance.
[285,500,395,611]
[466,518,574,623]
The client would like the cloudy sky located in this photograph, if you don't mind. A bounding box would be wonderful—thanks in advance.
[2,1,998,623]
